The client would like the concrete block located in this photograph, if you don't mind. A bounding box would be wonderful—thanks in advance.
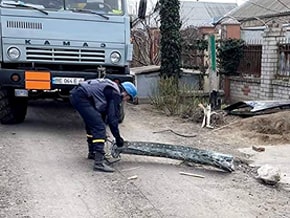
[257,165,281,185]
[131,66,202,103]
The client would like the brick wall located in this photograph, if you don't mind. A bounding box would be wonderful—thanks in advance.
[272,80,290,100]
[221,23,241,39]
[259,24,285,100]
[229,23,290,102]
[229,77,261,102]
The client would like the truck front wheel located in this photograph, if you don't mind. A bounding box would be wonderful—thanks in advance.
[0,88,28,124]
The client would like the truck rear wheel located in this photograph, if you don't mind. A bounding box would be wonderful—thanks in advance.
[0,88,28,124]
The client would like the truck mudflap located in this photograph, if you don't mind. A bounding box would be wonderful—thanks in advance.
[0,69,134,90]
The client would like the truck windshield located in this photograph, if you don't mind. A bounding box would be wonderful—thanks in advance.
[0,0,124,15]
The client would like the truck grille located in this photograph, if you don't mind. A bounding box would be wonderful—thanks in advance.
[7,21,42,29]
[26,47,105,63]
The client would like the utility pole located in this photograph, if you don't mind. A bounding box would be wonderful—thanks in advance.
[208,34,221,110]
[208,34,219,91]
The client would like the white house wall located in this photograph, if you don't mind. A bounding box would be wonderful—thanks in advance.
[241,27,290,43]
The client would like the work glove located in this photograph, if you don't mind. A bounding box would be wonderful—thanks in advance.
[116,137,124,147]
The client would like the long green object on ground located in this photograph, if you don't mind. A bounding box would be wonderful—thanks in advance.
[115,141,235,172]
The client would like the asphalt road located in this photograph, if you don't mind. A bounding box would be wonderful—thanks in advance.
[0,100,289,218]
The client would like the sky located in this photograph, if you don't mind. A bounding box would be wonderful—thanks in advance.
[146,0,247,9]
[147,0,247,11]
[179,0,246,6]
[128,0,247,15]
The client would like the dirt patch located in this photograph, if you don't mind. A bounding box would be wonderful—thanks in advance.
[146,104,290,147]
[240,111,290,134]
[228,111,290,145]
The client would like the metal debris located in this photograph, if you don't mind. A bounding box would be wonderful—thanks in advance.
[223,100,290,117]
[112,141,235,172]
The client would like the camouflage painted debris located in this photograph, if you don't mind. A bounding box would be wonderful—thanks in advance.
[113,141,235,172]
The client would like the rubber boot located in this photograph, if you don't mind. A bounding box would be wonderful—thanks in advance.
[87,136,94,159]
[94,152,115,173]
[87,144,95,160]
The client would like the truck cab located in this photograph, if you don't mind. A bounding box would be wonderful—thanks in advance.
[0,0,146,124]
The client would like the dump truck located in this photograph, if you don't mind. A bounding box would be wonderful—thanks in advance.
[0,0,146,124]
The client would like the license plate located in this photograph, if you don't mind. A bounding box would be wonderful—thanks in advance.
[52,77,85,85]
[14,89,28,97]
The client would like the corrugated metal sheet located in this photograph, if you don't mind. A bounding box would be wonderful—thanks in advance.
[180,1,237,27]
[229,0,290,20]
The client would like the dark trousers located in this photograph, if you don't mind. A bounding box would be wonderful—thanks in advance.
[70,87,106,153]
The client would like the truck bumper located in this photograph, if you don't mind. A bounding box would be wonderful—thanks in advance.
[0,69,134,90]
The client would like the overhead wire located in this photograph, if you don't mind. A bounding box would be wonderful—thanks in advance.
[245,0,290,23]
[181,0,287,27]
[245,0,281,14]
[215,0,290,25]
[179,2,198,27]
[275,0,290,10]
[152,0,290,26]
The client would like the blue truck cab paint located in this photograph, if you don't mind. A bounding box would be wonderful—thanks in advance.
[0,0,147,124]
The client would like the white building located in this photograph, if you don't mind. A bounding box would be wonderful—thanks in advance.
[127,0,155,15]
[127,0,138,15]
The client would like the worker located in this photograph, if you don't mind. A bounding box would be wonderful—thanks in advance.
[69,78,137,173]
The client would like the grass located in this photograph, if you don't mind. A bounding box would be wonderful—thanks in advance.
[150,77,207,118]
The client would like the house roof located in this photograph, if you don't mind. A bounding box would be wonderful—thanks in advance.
[180,1,238,28]
[228,0,290,22]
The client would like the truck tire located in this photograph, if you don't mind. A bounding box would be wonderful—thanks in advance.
[0,88,28,124]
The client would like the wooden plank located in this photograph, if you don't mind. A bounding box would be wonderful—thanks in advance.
[179,172,205,178]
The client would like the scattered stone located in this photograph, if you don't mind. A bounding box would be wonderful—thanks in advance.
[256,164,281,185]
[252,146,265,152]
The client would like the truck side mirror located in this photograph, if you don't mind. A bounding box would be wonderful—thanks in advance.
[138,0,147,20]
[130,16,133,28]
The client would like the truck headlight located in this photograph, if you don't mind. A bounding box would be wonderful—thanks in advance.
[110,51,121,64]
[7,47,21,60]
